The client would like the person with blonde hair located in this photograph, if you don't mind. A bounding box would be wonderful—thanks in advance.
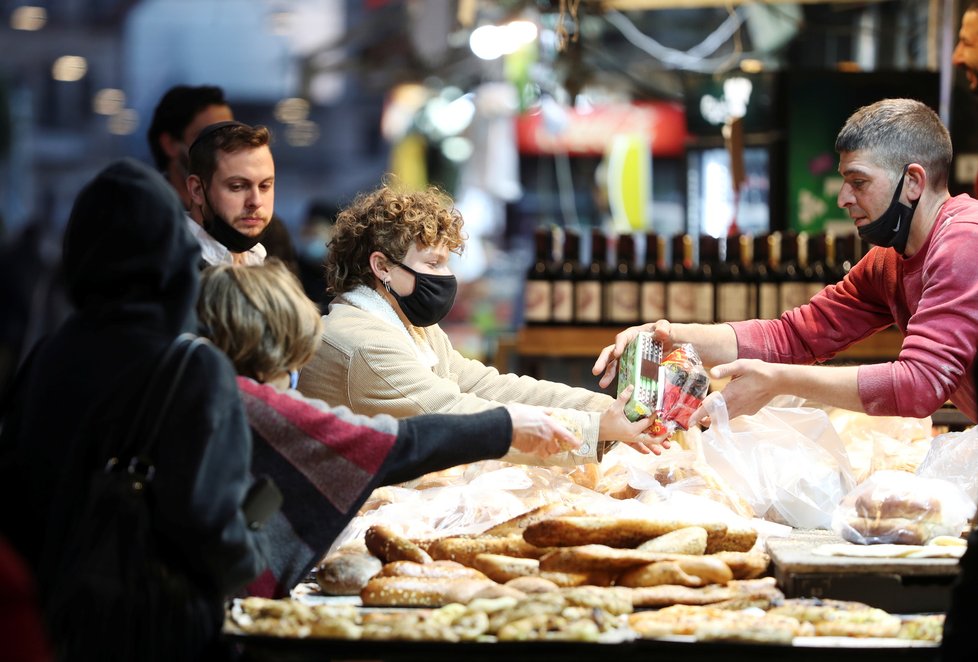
[298,183,664,466]
[198,259,582,597]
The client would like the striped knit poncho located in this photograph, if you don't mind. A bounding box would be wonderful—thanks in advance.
[235,377,512,597]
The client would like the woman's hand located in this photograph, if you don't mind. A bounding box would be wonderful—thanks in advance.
[599,384,671,455]
[504,403,582,458]
[592,320,675,389]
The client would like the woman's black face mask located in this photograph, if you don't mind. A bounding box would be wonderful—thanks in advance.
[856,164,918,255]
[385,258,458,327]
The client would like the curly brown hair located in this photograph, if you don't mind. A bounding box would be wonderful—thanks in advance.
[326,183,466,294]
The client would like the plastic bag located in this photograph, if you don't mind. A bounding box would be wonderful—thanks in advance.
[916,426,978,505]
[699,393,855,529]
[832,470,975,545]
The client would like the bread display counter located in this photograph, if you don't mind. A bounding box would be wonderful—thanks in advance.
[224,400,969,661]
[224,515,947,661]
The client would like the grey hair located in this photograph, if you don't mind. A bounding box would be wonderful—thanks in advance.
[834,98,952,190]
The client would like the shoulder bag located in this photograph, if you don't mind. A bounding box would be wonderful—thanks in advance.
[42,333,224,662]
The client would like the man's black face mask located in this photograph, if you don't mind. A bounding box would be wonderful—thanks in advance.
[200,184,265,253]
[856,164,917,255]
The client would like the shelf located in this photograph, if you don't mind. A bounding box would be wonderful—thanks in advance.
[515,325,905,362]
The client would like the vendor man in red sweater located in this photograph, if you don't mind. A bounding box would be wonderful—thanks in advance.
[592,97,978,426]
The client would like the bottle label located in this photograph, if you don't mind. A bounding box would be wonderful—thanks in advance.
[552,281,573,323]
[575,281,602,323]
[667,282,696,323]
[640,281,666,321]
[779,282,808,315]
[693,283,715,323]
[607,281,640,323]
[758,283,779,319]
[717,283,750,321]
[524,280,552,323]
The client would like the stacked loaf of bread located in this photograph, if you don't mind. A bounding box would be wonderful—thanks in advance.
[311,504,771,610]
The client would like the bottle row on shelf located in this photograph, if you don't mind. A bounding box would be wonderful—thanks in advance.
[523,227,863,327]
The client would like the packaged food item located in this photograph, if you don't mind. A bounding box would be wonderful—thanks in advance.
[616,332,661,422]
[616,336,710,434]
[654,344,710,434]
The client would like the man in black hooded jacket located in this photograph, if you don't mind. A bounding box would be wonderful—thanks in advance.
[0,158,264,659]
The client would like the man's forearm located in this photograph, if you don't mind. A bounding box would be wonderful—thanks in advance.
[671,323,739,367]
[778,364,864,412]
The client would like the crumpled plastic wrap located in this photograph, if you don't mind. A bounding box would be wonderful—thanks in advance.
[329,460,647,554]
[329,443,781,556]
[698,393,855,529]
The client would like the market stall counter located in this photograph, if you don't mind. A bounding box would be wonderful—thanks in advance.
[768,528,959,614]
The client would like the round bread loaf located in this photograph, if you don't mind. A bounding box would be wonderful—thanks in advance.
[316,551,383,595]
[854,492,942,521]
[844,516,934,545]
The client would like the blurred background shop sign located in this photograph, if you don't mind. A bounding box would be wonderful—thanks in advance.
[515,101,686,157]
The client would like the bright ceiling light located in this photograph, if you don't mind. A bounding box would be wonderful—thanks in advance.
[52,56,87,82]
[470,20,538,60]
[107,108,139,135]
[274,97,310,124]
[11,6,46,31]
[93,88,126,115]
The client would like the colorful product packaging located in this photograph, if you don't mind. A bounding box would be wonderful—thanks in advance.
[617,335,711,435]
[616,332,661,422]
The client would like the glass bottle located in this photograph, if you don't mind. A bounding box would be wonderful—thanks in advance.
[605,233,641,325]
[640,232,667,323]
[716,234,754,322]
[523,227,555,325]
[551,229,578,325]
[575,228,607,325]
[692,234,718,324]
[755,232,781,319]
[666,234,696,323]
[778,231,806,314]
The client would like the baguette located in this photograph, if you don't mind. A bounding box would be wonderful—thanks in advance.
[471,554,539,583]
[378,560,488,580]
[616,556,733,588]
[674,556,734,584]
[469,552,613,586]
[523,516,728,549]
[360,575,498,607]
[538,544,684,573]
[704,524,758,554]
[482,503,586,537]
[636,526,708,555]
[427,535,549,567]
[365,524,433,564]
[617,561,704,588]
[710,551,770,580]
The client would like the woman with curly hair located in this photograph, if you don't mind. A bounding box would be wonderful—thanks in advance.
[297,183,665,467]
